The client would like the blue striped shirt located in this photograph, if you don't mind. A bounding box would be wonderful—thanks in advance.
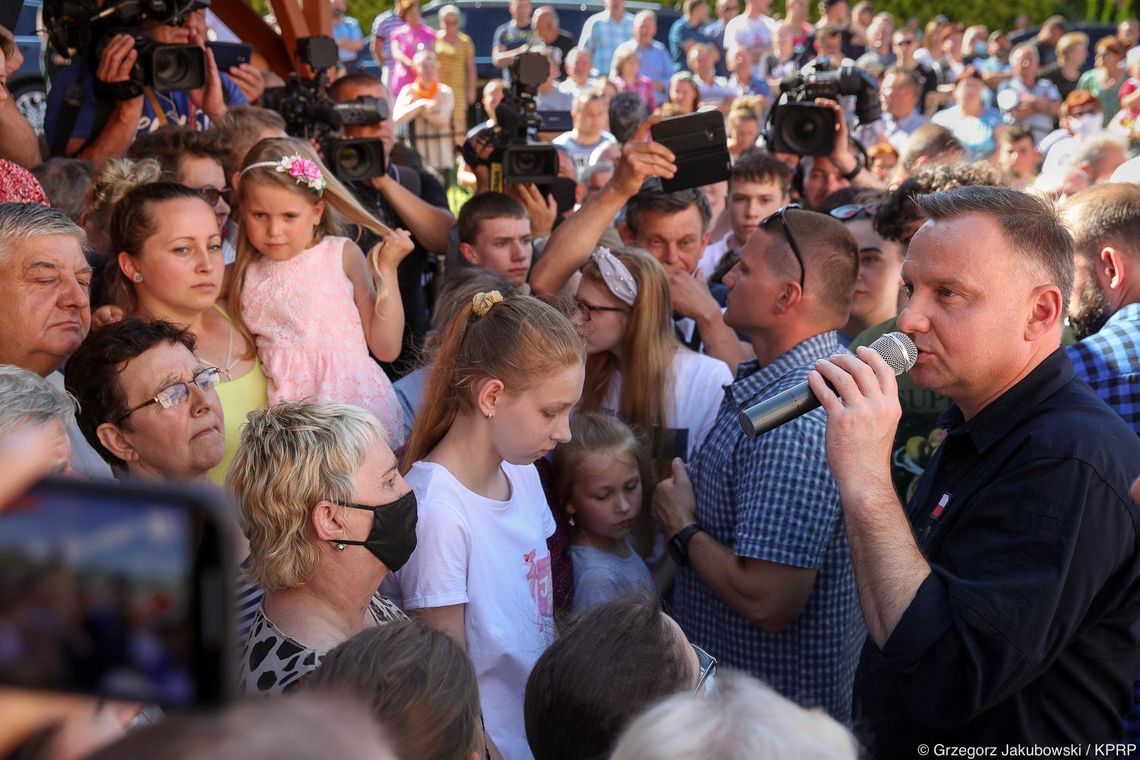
[673,332,865,722]
[579,11,634,78]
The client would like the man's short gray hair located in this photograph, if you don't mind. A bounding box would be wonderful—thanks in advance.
[610,670,858,760]
[1011,42,1039,63]
[634,9,657,24]
[915,185,1074,312]
[0,364,77,441]
[0,203,86,265]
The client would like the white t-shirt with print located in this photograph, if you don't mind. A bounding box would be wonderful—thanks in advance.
[600,348,733,460]
[723,14,780,79]
[394,460,557,760]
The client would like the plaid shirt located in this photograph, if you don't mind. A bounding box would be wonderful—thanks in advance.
[673,332,865,722]
[579,11,634,78]
[1066,302,1140,434]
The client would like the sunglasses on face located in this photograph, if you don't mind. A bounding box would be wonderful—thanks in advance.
[116,367,222,424]
[759,203,806,290]
[829,202,882,221]
[195,185,233,207]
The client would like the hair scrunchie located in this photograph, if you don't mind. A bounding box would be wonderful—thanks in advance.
[471,290,504,318]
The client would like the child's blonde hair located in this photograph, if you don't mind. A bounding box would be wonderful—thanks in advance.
[551,412,653,554]
[229,136,395,346]
[401,292,585,471]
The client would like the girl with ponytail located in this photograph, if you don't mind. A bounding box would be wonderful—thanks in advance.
[395,291,585,760]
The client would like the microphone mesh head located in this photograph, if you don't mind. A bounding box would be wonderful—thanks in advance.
[869,332,918,375]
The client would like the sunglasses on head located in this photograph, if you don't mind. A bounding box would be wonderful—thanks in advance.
[829,202,882,221]
[759,203,806,291]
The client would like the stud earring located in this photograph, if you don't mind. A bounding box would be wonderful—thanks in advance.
[133,273,143,282]
[568,516,576,528]
[336,543,345,551]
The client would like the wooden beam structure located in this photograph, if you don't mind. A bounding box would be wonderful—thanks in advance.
[210,0,333,78]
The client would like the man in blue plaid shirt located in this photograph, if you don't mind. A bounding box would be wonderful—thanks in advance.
[1061,183,1140,748]
[1061,184,1140,435]
[578,0,634,78]
[654,207,866,722]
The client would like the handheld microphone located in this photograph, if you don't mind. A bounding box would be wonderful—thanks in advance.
[737,332,918,438]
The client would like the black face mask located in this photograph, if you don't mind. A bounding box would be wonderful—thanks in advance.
[333,491,418,572]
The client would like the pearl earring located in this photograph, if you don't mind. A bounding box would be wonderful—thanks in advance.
[336,543,345,551]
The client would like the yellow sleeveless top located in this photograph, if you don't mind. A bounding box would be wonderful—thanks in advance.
[209,304,269,485]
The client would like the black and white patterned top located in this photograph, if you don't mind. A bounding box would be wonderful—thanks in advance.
[239,593,407,695]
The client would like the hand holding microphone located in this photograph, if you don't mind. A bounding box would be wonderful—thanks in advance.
[738,332,917,438]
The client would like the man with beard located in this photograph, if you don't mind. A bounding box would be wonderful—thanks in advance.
[1061,183,1140,434]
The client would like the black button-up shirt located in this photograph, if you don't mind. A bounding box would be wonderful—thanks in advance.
[854,349,1140,753]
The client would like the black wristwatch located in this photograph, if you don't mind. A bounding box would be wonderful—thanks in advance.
[838,159,862,182]
[668,523,705,567]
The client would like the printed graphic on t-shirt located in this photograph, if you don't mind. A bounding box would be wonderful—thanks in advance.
[525,550,554,631]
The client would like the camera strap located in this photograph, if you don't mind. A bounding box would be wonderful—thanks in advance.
[142,87,170,128]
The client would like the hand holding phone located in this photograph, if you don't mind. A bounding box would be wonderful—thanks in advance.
[649,111,732,193]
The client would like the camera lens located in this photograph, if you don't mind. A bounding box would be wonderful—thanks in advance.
[337,145,364,173]
[511,150,541,175]
[154,49,189,85]
[150,45,206,92]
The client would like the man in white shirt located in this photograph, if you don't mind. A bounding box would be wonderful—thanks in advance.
[697,150,791,281]
[723,0,779,81]
[552,90,616,172]
[854,66,929,152]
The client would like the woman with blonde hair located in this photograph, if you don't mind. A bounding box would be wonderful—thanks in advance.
[231,401,414,695]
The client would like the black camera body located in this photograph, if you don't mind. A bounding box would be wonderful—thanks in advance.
[461,49,561,189]
[765,61,881,156]
[44,0,209,95]
[264,35,388,182]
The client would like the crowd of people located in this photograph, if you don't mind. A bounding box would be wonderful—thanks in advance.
[2,0,1140,758]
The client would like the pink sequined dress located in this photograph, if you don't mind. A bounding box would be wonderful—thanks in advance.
[241,235,404,444]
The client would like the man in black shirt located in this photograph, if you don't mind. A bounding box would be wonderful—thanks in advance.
[810,186,1140,753]
[330,73,456,375]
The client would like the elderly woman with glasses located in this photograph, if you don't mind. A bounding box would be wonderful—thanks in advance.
[94,178,268,485]
[230,401,414,696]
[65,318,226,483]
[524,595,714,760]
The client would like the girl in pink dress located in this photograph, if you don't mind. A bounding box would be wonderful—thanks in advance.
[230,137,413,444]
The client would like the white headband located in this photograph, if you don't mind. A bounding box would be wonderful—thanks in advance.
[591,247,638,306]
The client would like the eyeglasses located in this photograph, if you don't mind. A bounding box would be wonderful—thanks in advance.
[116,367,222,424]
[692,643,717,695]
[574,297,629,322]
[195,185,233,207]
[759,203,806,290]
[829,202,882,221]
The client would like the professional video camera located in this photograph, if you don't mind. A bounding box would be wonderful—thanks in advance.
[263,36,388,182]
[764,60,881,156]
[460,48,564,191]
[43,0,209,94]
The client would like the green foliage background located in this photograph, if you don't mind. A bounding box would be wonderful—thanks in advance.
[252,0,1135,36]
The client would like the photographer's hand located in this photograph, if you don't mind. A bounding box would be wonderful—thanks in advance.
[72,34,144,161]
[227,63,265,105]
[815,97,858,176]
[816,97,883,190]
[509,183,558,237]
[188,29,227,121]
[610,117,677,198]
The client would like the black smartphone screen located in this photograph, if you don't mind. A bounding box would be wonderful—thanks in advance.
[0,479,233,706]
[650,110,733,193]
[207,41,252,72]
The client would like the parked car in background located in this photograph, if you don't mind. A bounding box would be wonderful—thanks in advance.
[362,0,681,82]
[9,0,46,135]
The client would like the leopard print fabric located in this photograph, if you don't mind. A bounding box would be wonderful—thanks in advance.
[239,593,407,695]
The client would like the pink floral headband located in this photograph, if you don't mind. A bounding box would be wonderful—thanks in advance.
[240,155,328,196]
